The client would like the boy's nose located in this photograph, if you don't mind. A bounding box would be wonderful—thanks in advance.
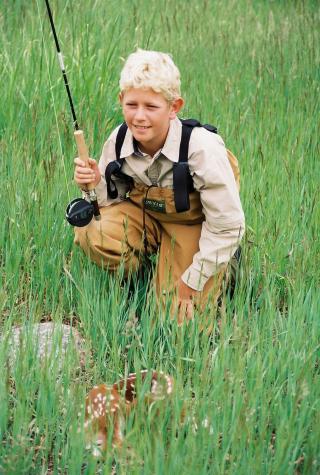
[134,107,147,121]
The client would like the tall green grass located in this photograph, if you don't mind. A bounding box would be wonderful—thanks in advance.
[0,0,319,473]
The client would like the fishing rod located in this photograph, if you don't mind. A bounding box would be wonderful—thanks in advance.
[44,0,101,226]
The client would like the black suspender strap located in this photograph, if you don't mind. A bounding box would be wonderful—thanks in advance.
[173,119,200,212]
[105,160,122,199]
[173,119,217,212]
[172,160,191,212]
[105,122,128,199]
[178,120,198,163]
[115,122,128,160]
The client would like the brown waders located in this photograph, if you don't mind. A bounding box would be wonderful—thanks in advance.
[74,186,226,328]
[74,150,240,328]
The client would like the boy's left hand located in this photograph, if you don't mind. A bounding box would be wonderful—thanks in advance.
[174,279,200,326]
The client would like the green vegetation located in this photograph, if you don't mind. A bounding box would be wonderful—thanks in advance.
[0,0,319,473]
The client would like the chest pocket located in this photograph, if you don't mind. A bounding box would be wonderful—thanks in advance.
[128,183,204,224]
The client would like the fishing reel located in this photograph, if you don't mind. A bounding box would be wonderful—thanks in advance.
[66,198,94,227]
[66,185,101,227]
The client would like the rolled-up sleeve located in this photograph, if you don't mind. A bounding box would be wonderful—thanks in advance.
[181,131,245,291]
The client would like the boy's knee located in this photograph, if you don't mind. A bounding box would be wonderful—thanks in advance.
[73,222,139,273]
[74,221,113,254]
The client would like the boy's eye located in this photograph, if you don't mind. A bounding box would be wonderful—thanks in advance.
[124,103,159,110]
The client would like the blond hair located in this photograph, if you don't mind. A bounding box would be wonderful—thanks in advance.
[119,49,181,102]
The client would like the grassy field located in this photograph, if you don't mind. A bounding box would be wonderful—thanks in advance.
[1,0,319,473]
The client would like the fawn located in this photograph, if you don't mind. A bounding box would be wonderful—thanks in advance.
[83,370,174,456]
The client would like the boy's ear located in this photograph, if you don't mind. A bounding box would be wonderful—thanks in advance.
[118,92,123,104]
[169,97,184,119]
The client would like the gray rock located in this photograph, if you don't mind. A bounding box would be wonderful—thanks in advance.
[1,322,87,370]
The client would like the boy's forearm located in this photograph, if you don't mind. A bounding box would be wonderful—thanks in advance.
[181,219,245,291]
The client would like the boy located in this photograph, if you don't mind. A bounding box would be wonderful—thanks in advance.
[73,49,245,326]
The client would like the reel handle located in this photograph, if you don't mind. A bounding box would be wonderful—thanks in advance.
[74,129,95,191]
[74,129,101,220]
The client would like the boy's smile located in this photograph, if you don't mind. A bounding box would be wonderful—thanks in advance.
[120,88,183,156]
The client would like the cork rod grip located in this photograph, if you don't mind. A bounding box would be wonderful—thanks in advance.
[74,130,95,191]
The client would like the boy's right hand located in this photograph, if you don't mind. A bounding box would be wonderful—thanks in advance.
[74,157,101,189]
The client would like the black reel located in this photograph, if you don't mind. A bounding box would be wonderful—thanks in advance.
[66,198,94,227]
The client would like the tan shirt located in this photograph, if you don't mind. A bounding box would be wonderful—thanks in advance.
[95,118,245,291]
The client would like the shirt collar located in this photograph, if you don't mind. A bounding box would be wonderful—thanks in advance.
[119,117,182,163]
[133,137,143,156]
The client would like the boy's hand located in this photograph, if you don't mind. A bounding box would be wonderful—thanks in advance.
[174,279,200,326]
[74,157,101,189]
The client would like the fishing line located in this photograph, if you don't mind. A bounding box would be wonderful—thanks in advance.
[36,0,70,200]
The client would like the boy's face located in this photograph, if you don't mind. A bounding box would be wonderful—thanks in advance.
[120,88,183,154]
